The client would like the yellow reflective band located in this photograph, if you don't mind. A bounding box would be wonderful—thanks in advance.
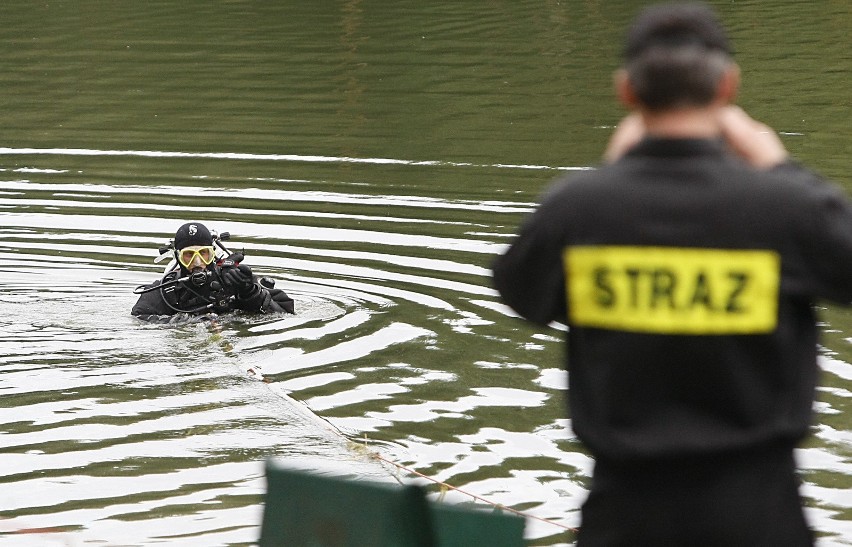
[564,246,780,335]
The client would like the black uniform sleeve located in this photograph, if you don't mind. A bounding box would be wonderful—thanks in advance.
[233,284,296,314]
[232,283,267,312]
[131,280,176,317]
[267,288,296,314]
[492,190,569,326]
[783,162,852,303]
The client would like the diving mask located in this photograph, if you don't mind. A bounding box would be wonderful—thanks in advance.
[178,246,215,268]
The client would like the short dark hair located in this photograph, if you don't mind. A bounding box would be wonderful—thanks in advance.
[623,3,733,111]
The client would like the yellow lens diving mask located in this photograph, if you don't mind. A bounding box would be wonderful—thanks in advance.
[178,246,215,268]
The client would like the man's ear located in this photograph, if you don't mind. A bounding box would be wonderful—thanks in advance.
[716,63,740,105]
[614,69,639,109]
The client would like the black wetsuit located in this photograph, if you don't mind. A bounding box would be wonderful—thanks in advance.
[493,138,852,545]
[132,265,294,321]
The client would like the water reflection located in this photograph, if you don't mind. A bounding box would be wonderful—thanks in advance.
[4,151,852,545]
[0,146,582,545]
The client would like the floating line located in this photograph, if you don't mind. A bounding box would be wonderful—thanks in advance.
[360,438,578,533]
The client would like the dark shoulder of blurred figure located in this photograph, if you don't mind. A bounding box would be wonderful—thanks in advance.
[493,2,852,545]
[132,221,294,323]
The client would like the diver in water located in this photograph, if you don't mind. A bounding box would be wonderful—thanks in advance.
[132,222,294,321]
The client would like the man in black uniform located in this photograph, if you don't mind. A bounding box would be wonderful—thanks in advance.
[132,222,294,321]
[493,3,852,545]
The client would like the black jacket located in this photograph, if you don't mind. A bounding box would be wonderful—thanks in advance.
[132,265,294,321]
[493,138,852,462]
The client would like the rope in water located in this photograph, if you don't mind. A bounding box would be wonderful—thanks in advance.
[363,442,578,533]
[212,324,578,535]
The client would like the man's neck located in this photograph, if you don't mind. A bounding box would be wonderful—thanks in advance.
[641,106,723,139]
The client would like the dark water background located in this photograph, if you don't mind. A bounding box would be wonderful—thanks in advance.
[1,1,850,545]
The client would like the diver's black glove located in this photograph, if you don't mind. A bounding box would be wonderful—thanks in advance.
[220,263,256,297]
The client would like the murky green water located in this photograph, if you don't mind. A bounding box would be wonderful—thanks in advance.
[1,2,850,545]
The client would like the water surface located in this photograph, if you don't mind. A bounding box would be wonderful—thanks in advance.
[1,2,850,545]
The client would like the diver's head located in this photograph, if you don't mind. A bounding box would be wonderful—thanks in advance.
[174,222,215,273]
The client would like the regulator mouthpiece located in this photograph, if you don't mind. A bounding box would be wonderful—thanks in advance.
[190,270,210,287]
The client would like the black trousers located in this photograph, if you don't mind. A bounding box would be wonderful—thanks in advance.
[577,447,813,546]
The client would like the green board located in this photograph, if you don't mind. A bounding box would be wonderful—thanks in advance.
[259,460,526,547]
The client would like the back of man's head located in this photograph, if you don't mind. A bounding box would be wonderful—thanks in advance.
[623,2,734,112]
